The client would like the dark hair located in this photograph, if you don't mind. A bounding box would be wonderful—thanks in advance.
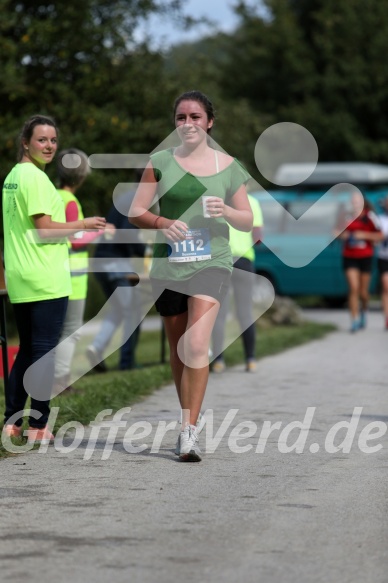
[17,114,58,162]
[57,148,90,188]
[173,90,215,134]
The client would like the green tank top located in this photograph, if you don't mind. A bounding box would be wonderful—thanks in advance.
[150,149,250,281]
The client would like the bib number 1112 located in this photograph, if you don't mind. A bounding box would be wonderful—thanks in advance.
[168,228,211,262]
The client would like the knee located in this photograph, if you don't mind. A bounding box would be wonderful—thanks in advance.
[185,335,209,361]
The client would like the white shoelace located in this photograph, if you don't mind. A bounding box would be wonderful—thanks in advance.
[182,425,199,447]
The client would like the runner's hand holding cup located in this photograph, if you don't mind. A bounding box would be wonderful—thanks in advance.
[202,196,224,218]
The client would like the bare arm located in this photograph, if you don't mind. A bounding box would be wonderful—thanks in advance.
[32,214,106,240]
[204,184,253,232]
[129,163,188,241]
[129,164,160,229]
[335,229,351,240]
[64,200,109,249]
[252,226,263,244]
[353,230,384,243]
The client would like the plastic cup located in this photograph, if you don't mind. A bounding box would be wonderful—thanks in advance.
[202,196,212,218]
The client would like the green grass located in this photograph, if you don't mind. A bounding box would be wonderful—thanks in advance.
[226,320,335,366]
[0,320,335,459]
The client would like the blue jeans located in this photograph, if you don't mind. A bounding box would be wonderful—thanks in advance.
[93,273,141,369]
[4,297,68,429]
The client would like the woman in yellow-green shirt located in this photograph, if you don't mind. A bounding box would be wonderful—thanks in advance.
[2,115,106,444]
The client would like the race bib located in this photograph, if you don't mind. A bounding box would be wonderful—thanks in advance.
[168,228,211,263]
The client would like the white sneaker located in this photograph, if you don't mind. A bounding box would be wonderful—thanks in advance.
[178,411,205,432]
[179,425,202,462]
[175,414,204,456]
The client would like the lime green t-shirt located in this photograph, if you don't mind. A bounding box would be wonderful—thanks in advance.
[229,194,263,262]
[150,149,251,281]
[2,163,72,303]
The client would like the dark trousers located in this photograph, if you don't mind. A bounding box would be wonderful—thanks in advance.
[4,297,68,428]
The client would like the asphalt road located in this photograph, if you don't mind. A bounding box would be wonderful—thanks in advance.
[1,308,387,583]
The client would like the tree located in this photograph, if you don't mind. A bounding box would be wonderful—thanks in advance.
[219,0,388,164]
[0,0,185,212]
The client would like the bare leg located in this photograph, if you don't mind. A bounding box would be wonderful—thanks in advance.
[359,272,371,312]
[162,312,188,406]
[179,295,220,427]
[345,268,361,319]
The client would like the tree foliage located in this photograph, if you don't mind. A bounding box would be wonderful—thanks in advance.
[2,0,388,204]
[219,0,388,164]
[0,0,184,213]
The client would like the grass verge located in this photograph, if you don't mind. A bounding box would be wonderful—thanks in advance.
[0,320,335,459]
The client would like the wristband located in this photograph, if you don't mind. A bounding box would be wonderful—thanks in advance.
[153,216,162,229]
